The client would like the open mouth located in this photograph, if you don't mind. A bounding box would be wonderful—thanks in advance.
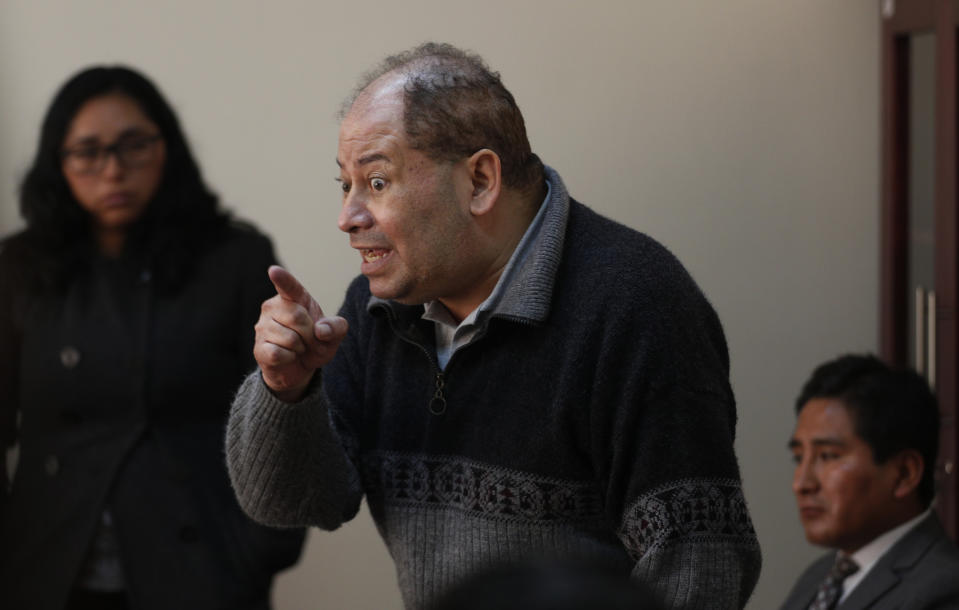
[362,248,390,263]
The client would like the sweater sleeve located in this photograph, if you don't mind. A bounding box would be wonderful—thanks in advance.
[224,274,373,531]
[592,255,761,609]
[618,394,762,610]
[225,371,364,529]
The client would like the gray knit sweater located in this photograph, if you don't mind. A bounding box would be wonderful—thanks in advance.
[227,168,761,609]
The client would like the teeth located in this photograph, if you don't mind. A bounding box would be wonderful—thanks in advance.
[363,249,387,262]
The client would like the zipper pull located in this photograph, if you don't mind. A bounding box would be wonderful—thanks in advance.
[429,372,447,415]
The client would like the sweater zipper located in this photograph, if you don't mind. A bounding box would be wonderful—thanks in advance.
[380,310,535,417]
[428,371,447,415]
[384,312,448,416]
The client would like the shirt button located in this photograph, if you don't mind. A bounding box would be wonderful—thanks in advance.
[44,455,60,476]
[60,346,81,369]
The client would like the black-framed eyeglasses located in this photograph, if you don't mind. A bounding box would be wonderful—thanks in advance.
[61,133,163,175]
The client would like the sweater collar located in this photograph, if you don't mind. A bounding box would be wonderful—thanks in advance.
[368,165,570,326]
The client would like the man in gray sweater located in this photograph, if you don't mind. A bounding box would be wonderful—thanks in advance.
[227,42,761,609]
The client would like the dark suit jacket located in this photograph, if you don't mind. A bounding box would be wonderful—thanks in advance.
[780,514,959,609]
[0,223,305,610]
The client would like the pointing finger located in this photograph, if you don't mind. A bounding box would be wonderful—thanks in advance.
[268,265,322,318]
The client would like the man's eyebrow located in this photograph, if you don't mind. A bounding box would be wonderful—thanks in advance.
[358,153,390,166]
[810,438,846,447]
[336,153,391,169]
[787,437,846,450]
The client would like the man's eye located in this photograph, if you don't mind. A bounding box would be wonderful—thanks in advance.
[370,177,386,191]
[791,453,802,464]
[340,181,351,193]
[819,451,839,461]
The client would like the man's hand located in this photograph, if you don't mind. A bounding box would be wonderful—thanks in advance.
[253,265,348,402]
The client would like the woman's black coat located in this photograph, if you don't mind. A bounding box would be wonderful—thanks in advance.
[0,222,304,610]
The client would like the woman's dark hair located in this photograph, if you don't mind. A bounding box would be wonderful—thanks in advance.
[12,65,227,294]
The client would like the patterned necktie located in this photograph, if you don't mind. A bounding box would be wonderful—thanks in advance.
[809,554,859,610]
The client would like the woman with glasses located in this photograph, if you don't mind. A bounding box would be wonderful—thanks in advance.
[0,66,304,610]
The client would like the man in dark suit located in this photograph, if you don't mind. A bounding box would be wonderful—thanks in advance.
[781,354,959,610]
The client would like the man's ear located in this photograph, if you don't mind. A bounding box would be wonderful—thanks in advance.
[467,149,502,216]
[892,449,925,500]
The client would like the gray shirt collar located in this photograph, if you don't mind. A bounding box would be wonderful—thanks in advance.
[423,177,551,330]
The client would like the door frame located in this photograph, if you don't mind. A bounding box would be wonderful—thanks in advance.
[880,0,959,539]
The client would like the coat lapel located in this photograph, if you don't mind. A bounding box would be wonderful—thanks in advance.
[781,554,834,610]
[838,514,941,608]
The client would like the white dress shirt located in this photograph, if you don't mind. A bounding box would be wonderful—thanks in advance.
[838,508,932,603]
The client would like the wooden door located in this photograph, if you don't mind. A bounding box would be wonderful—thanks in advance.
[880,0,959,539]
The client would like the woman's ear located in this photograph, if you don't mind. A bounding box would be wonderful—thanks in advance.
[892,449,925,500]
[467,149,501,217]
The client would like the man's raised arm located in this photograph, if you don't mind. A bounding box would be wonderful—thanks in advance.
[226,266,361,529]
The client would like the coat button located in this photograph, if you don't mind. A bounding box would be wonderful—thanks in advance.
[44,455,60,476]
[59,346,81,369]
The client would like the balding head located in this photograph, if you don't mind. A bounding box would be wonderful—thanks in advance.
[341,42,544,195]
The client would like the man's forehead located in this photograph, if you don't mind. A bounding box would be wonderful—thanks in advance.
[338,86,408,166]
[337,116,404,163]
[790,398,859,445]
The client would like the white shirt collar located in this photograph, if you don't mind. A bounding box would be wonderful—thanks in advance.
[839,508,932,603]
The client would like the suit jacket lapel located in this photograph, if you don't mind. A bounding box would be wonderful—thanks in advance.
[781,554,834,610]
[839,515,941,608]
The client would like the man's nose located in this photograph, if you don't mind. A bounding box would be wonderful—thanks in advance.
[338,192,373,233]
[792,458,818,495]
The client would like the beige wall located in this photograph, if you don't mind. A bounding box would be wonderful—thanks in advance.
[0,1,880,608]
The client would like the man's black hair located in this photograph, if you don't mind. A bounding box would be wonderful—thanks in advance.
[795,353,939,507]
